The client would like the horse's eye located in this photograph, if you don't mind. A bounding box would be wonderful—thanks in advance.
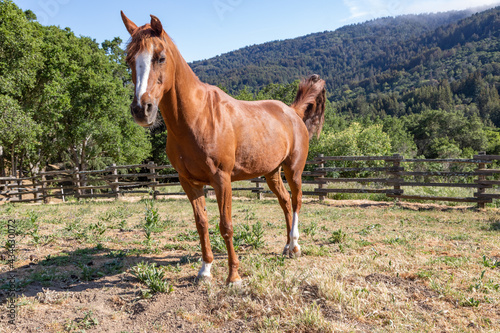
[158,57,166,64]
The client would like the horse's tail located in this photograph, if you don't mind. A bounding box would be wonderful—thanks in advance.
[291,74,326,140]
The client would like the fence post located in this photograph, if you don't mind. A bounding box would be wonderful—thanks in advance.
[391,154,402,201]
[17,179,22,201]
[476,151,487,209]
[148,161,157,200]
[1,177,8,203]
[1,177,6,202]
[111,164,120,199]
[32,175,38,202]
[318,154,325,201]
[256,179,262,200]
[41,173,48,204]
[60,185,65,202]
[73,167,81,200]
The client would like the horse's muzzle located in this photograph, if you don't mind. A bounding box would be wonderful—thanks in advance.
[130,102,158,127]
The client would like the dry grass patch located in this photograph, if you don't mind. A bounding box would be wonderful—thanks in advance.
[0,197,499,331]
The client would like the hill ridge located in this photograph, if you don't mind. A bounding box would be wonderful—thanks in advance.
[190,7,499,97]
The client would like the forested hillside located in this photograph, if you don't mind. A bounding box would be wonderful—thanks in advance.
[191,9,491,94]
[1,0,499,178]
[191,7,500,160]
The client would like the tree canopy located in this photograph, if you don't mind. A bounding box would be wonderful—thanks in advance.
[0,0,150,176]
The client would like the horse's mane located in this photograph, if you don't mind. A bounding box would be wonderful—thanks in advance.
[125,25,169,64]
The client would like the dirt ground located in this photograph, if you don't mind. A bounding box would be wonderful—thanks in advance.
[0,197,498,332]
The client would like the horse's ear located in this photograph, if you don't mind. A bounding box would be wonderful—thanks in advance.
[150,15,163,35]
[121,11,137,35]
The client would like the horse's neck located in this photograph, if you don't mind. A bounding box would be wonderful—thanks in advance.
[160,48,207,139]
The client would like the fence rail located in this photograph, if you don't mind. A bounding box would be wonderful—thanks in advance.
[1,153,499,208]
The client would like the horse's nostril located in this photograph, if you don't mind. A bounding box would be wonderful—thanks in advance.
[145,103,153,114]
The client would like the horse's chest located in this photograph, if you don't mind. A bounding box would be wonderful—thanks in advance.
[166,139,215,184]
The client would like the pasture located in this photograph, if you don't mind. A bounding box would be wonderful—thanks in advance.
[0,196,499,332]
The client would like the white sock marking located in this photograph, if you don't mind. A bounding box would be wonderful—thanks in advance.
[289,212,300,252]
[198,261,212,279]
[135,50,153,106]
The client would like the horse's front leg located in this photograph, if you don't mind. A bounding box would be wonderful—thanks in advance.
[212,173,242,285]
[180,177,214,281]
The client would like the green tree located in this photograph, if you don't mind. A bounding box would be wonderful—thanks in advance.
[403,109,488,158]
[0,95,40,176]
[382,116,417,157]
[40,32,151,171]
[0,0,41,98]
[0,0,42,176]
[0,2,151,176]
[254,81,299,105]
[309,122,392,159]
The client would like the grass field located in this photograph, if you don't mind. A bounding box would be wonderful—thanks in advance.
[0,196,499,332]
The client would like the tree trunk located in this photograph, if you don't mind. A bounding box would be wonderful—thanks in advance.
[0,145,5,177]
[80,138,88,189]
[80,137,88,173]
[71,145,84,193]
[19,153,24,178]
[11,143,16,177]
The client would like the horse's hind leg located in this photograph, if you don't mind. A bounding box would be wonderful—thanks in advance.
[283,162,304,258]
[264,167,293,255]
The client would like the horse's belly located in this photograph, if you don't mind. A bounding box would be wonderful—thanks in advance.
[232,142,288,180]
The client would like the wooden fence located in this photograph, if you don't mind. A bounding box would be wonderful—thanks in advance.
[1,154,499,208]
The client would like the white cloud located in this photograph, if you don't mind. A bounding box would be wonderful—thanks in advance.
[403,0,500,15]
[343,0,500,22]
[343,0,400,21]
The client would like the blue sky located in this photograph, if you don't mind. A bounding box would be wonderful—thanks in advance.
[13,0,500,62]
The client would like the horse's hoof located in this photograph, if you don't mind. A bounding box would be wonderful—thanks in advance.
[289,245,301,259]
[282,245,290,256]
[227,278,243,288]
[195,274,212,285]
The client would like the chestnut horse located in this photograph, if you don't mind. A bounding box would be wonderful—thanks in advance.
[121,12,326,284]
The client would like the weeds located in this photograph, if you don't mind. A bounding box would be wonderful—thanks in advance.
[482,255,500,269]
[358,223,381,236]
[143,200,160,246]
[88,220,107,242]
[79,264,98,281]
[102,259,124,275]
[384,236,408,245]
[81,310,99,329]
[210,224,226,253]
[65,310,99,331]
[329,228,346,244]
[175,229,199,242]
[130,261,174,294]
[210,221,266,253]
[118,219,129,231]
[461,297,481,307]
[303,245,329,257]
[303,221,318,237]
[249,221,265,249]
[468,270,500,293]
[27,211,42,245]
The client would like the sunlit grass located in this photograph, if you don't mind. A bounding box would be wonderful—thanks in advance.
[0,196,499,331]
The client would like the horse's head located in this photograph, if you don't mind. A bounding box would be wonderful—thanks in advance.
[121,11,174,127]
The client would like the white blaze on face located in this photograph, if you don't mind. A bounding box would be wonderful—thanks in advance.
[135,50,153,106]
